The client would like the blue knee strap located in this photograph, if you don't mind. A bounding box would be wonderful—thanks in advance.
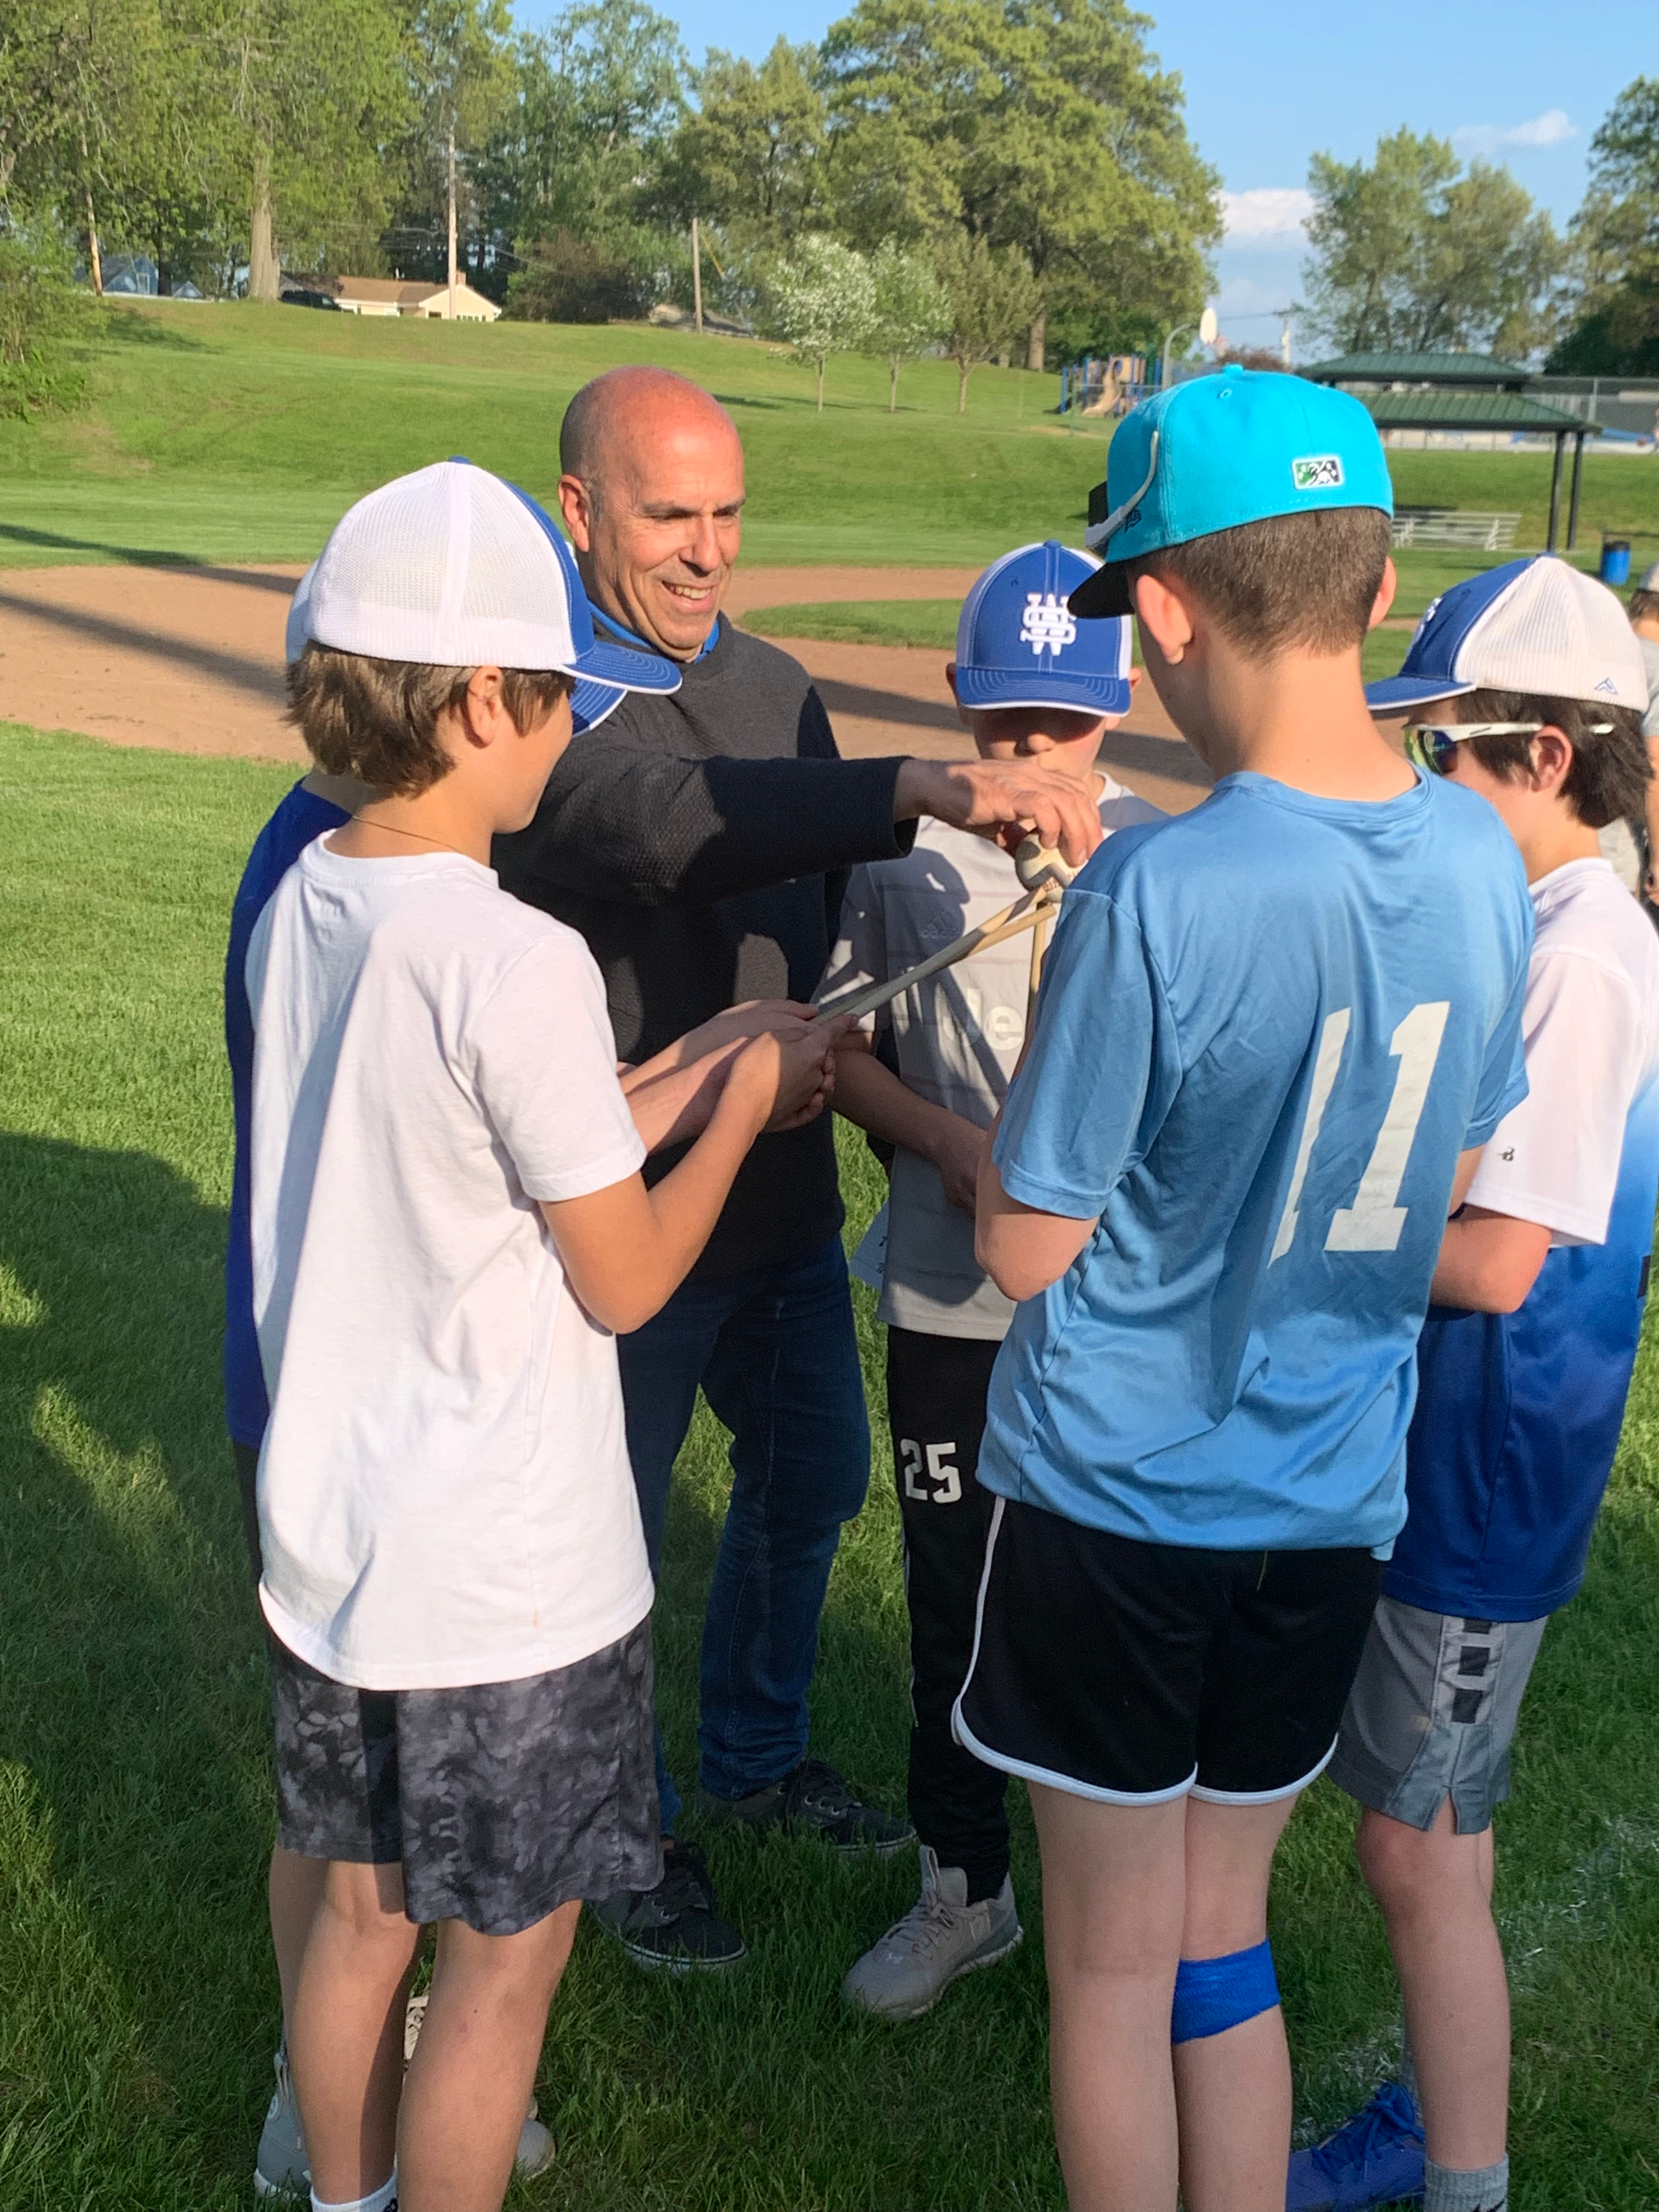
[1170,1941,1279,2045]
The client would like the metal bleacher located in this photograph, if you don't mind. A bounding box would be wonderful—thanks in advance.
[1390,508,1521,551]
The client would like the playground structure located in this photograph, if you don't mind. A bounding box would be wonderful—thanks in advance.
[1058,354,1152,417]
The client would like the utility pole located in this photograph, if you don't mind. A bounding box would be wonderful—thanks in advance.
[1274,306,1294,367]
[691,216,703,333]
[447,131,458,320]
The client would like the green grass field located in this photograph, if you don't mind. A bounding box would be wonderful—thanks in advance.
[4,719,1659,2209]
[5,301,1659,575]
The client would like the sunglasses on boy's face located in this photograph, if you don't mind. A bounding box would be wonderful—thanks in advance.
[1403,721,1543,777]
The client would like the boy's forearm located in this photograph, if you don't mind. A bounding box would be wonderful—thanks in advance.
[1430,1206,1552,1314]
[637,1086,764,1297]
[831,1041,969,1165]
[620,1048,735,1154]
[975,1144,1097,1301]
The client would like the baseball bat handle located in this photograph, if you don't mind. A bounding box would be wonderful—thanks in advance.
[814,885,1059,1026]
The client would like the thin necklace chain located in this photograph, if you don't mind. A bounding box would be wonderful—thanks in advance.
[353,816,460,852]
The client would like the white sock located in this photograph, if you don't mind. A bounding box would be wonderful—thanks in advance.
[311,2174,397,2212]
[1424,2153,1508,2212]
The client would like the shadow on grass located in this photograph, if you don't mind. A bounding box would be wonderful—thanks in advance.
[0,1132,276,2204]
[0,523,302,587]
[95,309,206,350]
[0,1126,1056,2209]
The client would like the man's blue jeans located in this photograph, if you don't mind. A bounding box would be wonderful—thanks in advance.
[617,1233,871,1834]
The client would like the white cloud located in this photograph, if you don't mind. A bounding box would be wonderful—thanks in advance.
[1220,188,1315,244]
[1452,108,1574,156]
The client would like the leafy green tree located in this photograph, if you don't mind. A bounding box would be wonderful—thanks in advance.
[1550,78,1659,375]
[1301,126,1565,358]
[935,227,1037,410]
[657,38,827,251]
[479,0,685,303]
[867,237,949,409]
[0,213,94,413]
[822,0,1218,369]
[766,232,874,409]
[389,0,516,293]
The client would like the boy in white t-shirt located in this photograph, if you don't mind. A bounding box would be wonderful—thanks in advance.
[1290,558,1659,2212]
[816,540,1163,2021]
[250,461,839,2212]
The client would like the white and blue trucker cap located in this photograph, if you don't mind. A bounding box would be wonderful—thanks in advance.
[955,540,1132,714]
[1366,555,1648,714]
[1070,366,1393,620]
[287,458,679,701]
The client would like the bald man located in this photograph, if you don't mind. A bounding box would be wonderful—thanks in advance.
[494,368,1101,1973]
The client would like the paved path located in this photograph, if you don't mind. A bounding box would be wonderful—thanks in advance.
[0,561,1208,813]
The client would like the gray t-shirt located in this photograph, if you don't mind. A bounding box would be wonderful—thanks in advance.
[819,778,1165,1339]
[1640,635,1659,740]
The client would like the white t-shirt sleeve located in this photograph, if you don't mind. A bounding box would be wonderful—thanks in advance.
[1465,947,1644,1245]
[816,864,885,1037]
[470,934,646,1201]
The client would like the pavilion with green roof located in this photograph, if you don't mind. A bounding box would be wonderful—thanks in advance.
[1300,352,1601,551]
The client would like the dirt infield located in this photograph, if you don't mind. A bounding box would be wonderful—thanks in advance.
[0,560,1207,814]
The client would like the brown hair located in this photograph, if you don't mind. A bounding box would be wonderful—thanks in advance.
[285,646,573,796]
[1630,588,1659,625]
[1457,687,1650,831]
[1125,506,1393,662]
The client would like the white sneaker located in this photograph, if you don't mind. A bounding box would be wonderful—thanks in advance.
[403,1990,556,2176]
[253,2045,308,2199]
[842,1846,1022,2022]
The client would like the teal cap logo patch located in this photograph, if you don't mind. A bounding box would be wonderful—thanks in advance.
[1292,454,1345,491]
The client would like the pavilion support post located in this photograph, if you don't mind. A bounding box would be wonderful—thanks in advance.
[1547,431,1565,553]
[1566,431,1587,552]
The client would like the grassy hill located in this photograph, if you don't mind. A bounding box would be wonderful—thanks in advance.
[5,300,1658,573]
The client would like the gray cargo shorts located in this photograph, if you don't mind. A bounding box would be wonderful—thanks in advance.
[1327,1595,1548,1834]
[271,1615,662,1935]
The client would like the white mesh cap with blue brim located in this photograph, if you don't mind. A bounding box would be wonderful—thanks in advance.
[1366,555,1649,715]
[954,540,1132,715]
[285,459,680,700]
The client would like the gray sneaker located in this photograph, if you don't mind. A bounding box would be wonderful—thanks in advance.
[842,1847,1022,2022]
[253,2046,308,2199]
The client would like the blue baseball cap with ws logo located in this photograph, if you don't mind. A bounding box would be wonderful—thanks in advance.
[955,540,1132,715]
[1070,366,1393,620]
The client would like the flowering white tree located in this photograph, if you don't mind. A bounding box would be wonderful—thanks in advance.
[868,240,952,413]
[769,235,877,411]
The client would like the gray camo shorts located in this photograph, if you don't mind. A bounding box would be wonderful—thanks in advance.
[270,1616,662,1935]
[1327,1594,1548,1835]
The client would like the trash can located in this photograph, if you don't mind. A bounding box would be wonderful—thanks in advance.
[1600,537,1632,586]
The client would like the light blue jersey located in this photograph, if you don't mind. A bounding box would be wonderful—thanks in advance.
[981,769,1532,1554]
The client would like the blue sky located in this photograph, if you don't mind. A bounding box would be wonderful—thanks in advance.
[521,0,1640,358]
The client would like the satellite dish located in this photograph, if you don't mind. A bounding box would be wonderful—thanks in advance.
[1198,306,1218,347]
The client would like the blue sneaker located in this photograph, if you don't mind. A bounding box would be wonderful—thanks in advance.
[1286,2082,1425,2209]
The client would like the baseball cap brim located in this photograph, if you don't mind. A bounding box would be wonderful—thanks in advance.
[1364,674,1479,713]
[1067,563,1133,620]
[571,677,625,732]
[953,664,1131,716]
[562,635,680,693]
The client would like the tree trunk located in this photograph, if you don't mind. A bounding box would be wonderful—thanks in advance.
[249,148,279,302]
[889,354,899,413]
[956,357,970,414]
[816,356,825,411]
[1026,309,1046,372]
[447,133,458,318]
[77,118,103,295]
[83,186,104,296]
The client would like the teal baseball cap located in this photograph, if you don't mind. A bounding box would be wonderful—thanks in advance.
[1069,366,1393,619]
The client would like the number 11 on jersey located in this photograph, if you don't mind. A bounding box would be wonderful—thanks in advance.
[1271,1000,1451,1262]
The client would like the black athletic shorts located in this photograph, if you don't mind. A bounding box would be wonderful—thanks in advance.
[953,1497,1382,1806]
[270,1617,662,1935]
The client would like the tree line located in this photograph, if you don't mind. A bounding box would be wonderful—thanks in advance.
[0,0,1221,375]
[1299,81,1659,375]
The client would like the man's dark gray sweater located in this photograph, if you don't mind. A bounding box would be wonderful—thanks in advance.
[494,615,914,1278]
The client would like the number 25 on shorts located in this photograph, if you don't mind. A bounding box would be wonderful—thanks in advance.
[1271,1001,1451,1261]
[900,1439,962,1505]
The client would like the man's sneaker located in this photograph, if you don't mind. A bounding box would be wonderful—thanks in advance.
[589,1839,748,1972]
[402,1993,557,2175]
[699,1759,915,1856]
[1286,2081,1426,2209]
[843,1846,1022,2022]
[253,2046,308,2198]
